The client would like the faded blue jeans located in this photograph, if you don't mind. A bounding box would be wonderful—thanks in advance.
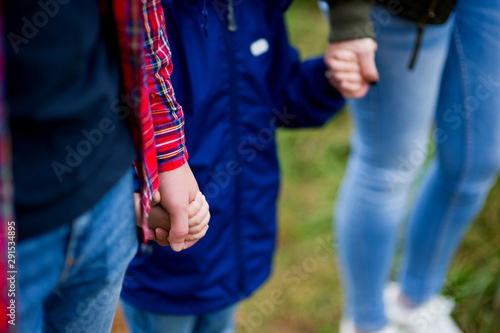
[334,1,500,331]
[121,300,238,333]
[18,170,137,333]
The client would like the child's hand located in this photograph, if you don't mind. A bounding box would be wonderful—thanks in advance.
[134,191,210,248]
[185,192,210,248]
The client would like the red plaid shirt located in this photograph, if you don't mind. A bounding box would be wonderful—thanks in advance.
[108,0,189,236]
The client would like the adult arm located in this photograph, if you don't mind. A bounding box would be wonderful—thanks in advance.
[324,0,379,98]
[142,0,201,252]
[325,0,375,42]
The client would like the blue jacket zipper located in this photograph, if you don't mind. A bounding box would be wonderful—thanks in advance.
[227,0,237,32]
[223,6,244,298]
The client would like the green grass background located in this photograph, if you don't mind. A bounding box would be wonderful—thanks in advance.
[236,1,500,332]
[112,2,500,332]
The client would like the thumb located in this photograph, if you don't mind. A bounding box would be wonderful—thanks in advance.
[168,207,189,252]
[358,50,379,83]
[151,191,161,206]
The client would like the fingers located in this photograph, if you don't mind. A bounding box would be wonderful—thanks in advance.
[158,163,199,252]
[327,71,365,84]
[188,196,209,228]
[325,54,371,98]
[325,38,379,99]
[326,69,369,99]
[147,205,171,230]
[340,81,370,99]
[325,58,361,73]
[151,190,161,206]
[185,224,209,242]
[154,228,170,247]
[167,206,189,252]
[188,207,210,235]
[188,191,203,218]
[328,48,357,62]
[144,227,170,247]
[134,193,142,227]
[358,49,379,83]
[183,225,209,250]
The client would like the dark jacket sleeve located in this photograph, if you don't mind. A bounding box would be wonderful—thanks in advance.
[326,0,376,42]
[281,54,345,128]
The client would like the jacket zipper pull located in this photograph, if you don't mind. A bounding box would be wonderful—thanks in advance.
[408,22,424,69]
[227,0,237,32]
[408,0,438,69]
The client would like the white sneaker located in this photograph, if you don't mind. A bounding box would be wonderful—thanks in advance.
[384,283,462,333]
[340,318,401,333]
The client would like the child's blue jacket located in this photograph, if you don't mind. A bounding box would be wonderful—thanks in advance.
[121,0,344,314]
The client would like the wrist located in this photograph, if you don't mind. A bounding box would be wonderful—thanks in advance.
[328,0,375,43]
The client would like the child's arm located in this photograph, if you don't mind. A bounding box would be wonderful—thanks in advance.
[281,54,345,128]
[134,191,210,248]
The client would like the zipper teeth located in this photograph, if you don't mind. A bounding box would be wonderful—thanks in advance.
[224,19,244,296]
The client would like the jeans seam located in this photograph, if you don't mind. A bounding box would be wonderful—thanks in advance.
[420,25,472,299]
[344,103,366,325]
[350,87,387,330]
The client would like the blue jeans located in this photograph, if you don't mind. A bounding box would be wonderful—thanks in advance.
[120,300,238,333]
[334,1,500,331]
[18,171,137,333]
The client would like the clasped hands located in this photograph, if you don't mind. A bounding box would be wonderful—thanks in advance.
[134,163,210,252]
[325,37,380,99]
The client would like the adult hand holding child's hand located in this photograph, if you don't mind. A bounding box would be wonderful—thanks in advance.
[324,37,379,99]
[135,191,210,248]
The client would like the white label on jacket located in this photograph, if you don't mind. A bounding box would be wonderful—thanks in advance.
[250,38,269,57]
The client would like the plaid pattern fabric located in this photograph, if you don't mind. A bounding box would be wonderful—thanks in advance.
[111,0,188,240]
[142,0,187,173]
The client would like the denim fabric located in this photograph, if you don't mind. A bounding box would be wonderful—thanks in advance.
[334,1,500,331]
[18,170,137,333]
[121,300,237,333]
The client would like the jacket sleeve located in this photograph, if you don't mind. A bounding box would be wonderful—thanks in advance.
[325,0,376,42]
[142,0,188,172]
[281,51,345,128]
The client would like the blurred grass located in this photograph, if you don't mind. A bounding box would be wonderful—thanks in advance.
[113,1,500,332]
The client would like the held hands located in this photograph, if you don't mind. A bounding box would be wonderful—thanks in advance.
[134,191,210,248]
[134,163,209,251]
[157,163,200,252]
[324,38,379,99]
